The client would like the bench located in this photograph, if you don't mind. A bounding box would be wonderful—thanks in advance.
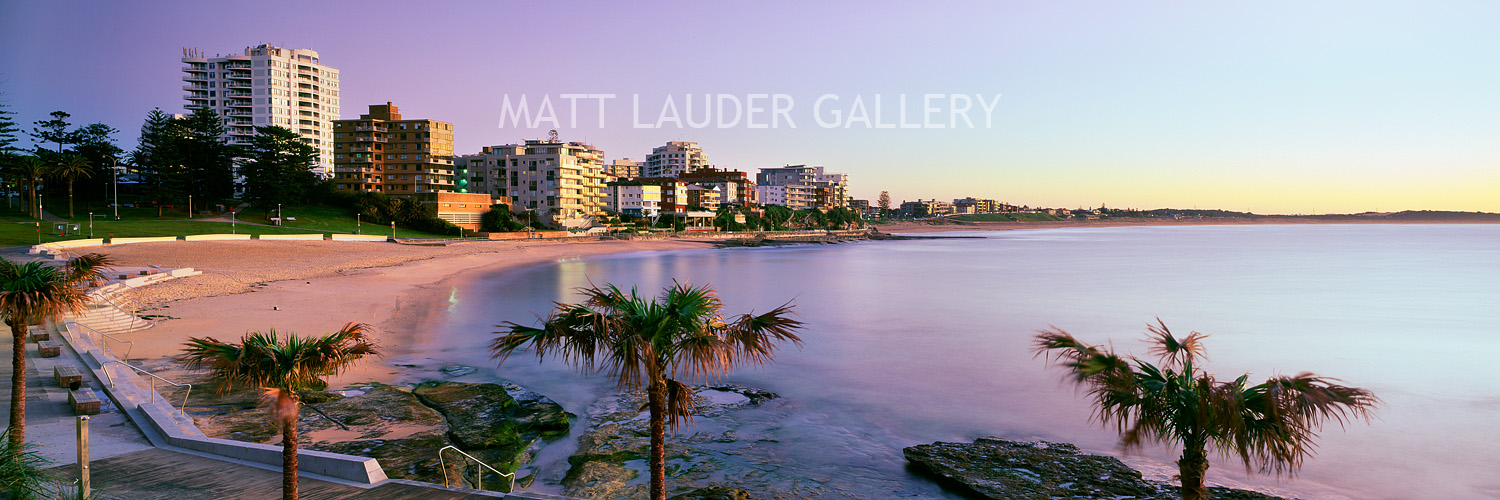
[69,388,102,415]
[139,269,159,276]
[55,365,83,389]
[29,330,50,342]
[37,340,61,358]
[118,274,133,280]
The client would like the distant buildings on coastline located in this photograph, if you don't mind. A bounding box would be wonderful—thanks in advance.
[178,44,1062,231]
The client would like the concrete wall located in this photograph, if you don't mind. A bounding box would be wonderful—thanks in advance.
[330,234,390,242]
[257,234,328,240]
[185,234,254,241]
[109,236,180,245]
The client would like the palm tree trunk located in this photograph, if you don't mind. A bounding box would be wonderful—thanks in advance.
[67,178,74,219]
[647,379,667,500]
[281,396,300,500]
[9,322,28,454]
[1177,441,1210,500]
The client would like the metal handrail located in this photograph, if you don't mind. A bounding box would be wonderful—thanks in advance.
[100,360,192,411]
[71,322,134,359]
[438,445,514,492]
[87,289,155,331]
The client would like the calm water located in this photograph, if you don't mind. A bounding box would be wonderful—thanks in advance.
[402,224,1500,499]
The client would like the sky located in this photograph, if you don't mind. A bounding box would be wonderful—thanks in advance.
[2,0,1497,214]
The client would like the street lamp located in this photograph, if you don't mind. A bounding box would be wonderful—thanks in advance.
[356,213,361,234]
[88,213,94,238]
[110,157,119,220]
[231,210,236,234]
[278,203,282,225]
[188,195,193,219]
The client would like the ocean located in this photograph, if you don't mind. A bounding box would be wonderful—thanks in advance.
[406,224,1500,499]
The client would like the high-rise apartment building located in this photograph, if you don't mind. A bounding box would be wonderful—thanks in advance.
[332,103,456,195]
[644,141,709,177]
[679,167,755,207]
[181,44,340,174]
[456,139,608,227]
[756,165,849,209]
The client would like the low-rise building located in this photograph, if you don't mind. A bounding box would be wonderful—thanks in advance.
[606,158,643,180]
[414,192,494,231]
[678,167,754,207]
[455,139,607,227]
[684,184,722,210]
[900,199,951,218]
[756,165,848,209]
[604,180,664,216]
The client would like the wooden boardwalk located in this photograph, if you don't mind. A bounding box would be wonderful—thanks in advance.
[55,448,507,499]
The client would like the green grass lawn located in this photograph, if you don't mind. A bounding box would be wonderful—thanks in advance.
[951,212,1064,222]
[1,200,454,247]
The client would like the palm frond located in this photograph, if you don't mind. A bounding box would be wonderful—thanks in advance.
[663,378,698,432]
[1145,318,1208,369]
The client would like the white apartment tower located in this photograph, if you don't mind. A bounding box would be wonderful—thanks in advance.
[644,141,709,178]
[181,44,341,175]
[455,139,608,227]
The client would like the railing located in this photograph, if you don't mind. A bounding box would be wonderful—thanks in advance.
[437,445,513,492]
[101,360,192,411]
[91,289,156,331]
[72,322,134,359]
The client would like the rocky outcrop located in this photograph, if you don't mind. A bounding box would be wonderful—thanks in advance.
[562,384,781,500]
[669,486,764,500]
[187,378,572,493]
[413,380,572,472]
[904,438,1290,500]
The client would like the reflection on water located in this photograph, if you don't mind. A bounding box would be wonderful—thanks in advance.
[416,224,1500,500]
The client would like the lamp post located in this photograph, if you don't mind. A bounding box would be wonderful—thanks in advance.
[278,203,282,225]
[231,210,236,234]
[188,195,193,218]
[88,213,94,238]
[111,157,119,220]
[356,213,361,234]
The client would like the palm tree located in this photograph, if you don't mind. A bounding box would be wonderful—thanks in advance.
[182,323,380,500]
[48,154,92,219]
[492,282,804,500]
[13,156,46,218]
[0,253,113,453]
[1033,320,1379,500]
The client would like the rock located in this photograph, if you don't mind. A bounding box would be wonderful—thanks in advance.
[904,438,1294,500]
[669,486,764,500]
[413,381,572,471]
[905,438,1161,499]
[562,385,783,500]
[441,365,478,377]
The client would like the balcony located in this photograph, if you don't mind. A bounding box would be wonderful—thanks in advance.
[225,81,250,88]
[225,91,251,97]
[224,62,251,69]
[227,100,252,108]
[224,110,251,117]
[355,125,387,132]
[182,74,207,82]
[350,146,372,153]
[225,71,252,80]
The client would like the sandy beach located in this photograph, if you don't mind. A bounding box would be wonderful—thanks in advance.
[64,238,714,385]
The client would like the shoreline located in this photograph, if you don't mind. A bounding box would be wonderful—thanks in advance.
[872,216,1500,233]
[66,238,716,386]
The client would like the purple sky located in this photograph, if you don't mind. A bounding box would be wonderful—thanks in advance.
[3,0,1497,213]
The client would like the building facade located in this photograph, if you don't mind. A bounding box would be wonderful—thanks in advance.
[678,167,754,207]
[181,44,340,174]
[644,141,709,178]
[456,140,608,227]
[332,103,456,195]
[606,158,643,180]
[603,180,664,216]
[756,165,849,209]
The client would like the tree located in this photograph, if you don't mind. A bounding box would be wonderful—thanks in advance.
[69,122,123,205]
[481,204,523,232]
[0,95,21,157]
[132,109,187,210]
[47,154,92,218]
[179,108,236,208]
[182,323,380,500]
[13,156,47,218]
[0,254,113,454]
[1033,320,1379,500]
[240,126,318,209]
[28,111,74,156]
[492,283,804,500]
[877,191,891,212]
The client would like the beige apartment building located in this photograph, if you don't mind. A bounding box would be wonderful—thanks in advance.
[181,44,340,174]
[645,141,709,177]
[332,102,457,196]
[456,139,608,227]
